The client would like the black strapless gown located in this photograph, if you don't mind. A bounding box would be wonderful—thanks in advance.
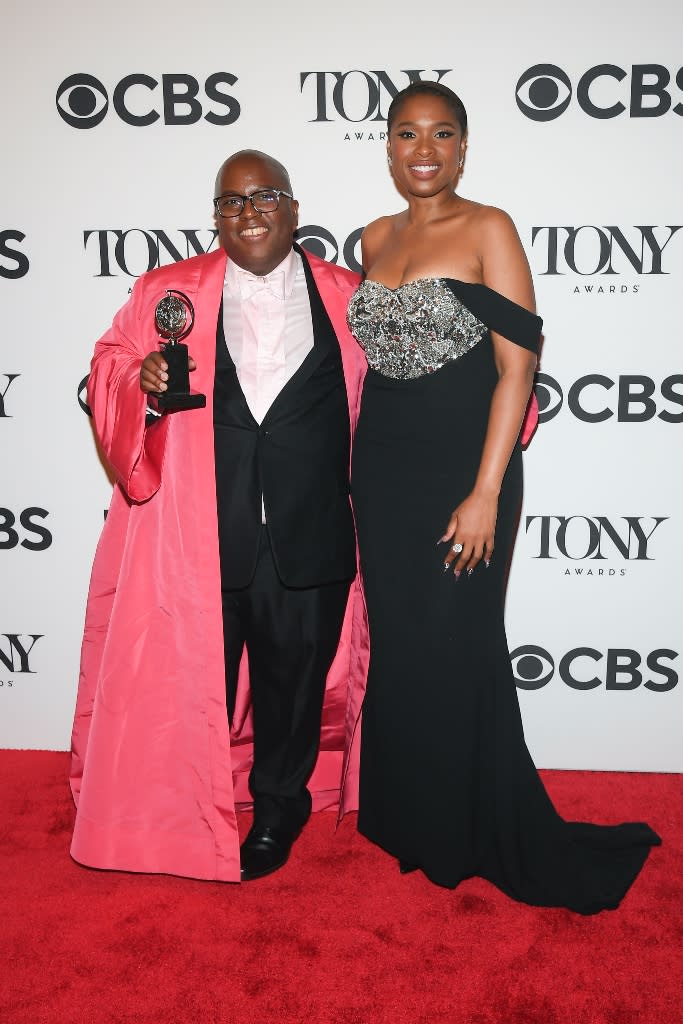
[348,277,660,914]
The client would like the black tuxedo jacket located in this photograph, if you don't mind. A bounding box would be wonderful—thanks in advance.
[213,248,356,589]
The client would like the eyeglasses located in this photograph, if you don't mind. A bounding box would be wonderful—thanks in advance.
[213,188,294,218]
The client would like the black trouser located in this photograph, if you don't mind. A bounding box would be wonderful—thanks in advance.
[222,526,350,832]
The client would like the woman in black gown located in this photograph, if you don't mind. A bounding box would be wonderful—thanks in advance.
[347,82,660,914]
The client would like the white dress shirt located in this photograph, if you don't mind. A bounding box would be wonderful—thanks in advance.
[222,249,314,424]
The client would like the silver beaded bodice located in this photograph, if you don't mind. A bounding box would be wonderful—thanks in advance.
[347,278,486,380]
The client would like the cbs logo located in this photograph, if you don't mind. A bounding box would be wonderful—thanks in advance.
[516,63,683,121]
[535,372,683,424]
[56,72,240,129]
[511,645,678,692]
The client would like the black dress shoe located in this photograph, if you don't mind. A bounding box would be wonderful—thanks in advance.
[240,823,301,881]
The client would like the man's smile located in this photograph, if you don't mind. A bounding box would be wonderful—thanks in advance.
[239,225,270,239]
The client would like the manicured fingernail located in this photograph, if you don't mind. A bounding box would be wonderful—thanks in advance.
[467,568,474,578]
[443,562,450,573]
[454,570,461,580]
[485,560,490,569]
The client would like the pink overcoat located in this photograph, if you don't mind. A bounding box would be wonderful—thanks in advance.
[70,248,369,882]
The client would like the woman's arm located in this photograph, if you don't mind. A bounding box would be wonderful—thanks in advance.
[442,208,538,575]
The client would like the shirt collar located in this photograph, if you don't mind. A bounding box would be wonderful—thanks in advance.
[225,248,299,301]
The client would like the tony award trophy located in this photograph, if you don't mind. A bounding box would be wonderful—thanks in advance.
[153,289,206,410]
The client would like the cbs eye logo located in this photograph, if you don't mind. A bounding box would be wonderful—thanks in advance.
[56,74,109,128]
[516,63,683,121]
[296,224,364,274]
[534,374,563,422]
[516,65,572,121]
[512,646,555,688]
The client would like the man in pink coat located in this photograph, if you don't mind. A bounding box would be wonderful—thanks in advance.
[70,151,369,883]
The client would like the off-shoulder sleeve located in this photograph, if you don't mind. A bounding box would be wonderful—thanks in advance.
[448,281,542,353]
[446,279,541,445]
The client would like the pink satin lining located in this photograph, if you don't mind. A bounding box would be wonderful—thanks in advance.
[520,390,539,446]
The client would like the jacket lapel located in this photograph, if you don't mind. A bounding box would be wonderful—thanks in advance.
[260,245,338,426]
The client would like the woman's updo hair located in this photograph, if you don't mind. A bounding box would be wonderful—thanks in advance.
[386,81,468,136]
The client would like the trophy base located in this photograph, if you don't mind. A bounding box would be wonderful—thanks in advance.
[156,390,207,411]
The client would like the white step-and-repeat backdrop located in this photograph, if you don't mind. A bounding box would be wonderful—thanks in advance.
[2,1,681,769]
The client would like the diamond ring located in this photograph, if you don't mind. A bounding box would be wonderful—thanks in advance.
[452,543,463,554]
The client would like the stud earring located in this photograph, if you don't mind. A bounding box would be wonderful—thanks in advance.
[387,154,393,166]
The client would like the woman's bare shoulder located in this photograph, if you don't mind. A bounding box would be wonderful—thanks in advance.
[469,203,520,239]
[470,205,534,306]
[362,215,397,244]
[471,203,524,245]
[361,215,399,269]
[457,203,525,269]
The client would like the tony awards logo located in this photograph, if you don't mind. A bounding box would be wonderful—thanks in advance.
[153,290,206,410]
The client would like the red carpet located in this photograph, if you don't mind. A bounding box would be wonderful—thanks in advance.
[2,752,680,1024]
